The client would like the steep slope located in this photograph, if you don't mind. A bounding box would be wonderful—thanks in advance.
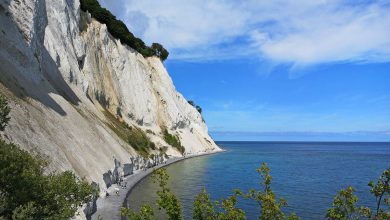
[0,0,220,190]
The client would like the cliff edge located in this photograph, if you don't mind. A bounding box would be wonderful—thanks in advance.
[0,0,221,190]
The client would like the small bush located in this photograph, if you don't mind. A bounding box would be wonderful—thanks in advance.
[187,100,202,114]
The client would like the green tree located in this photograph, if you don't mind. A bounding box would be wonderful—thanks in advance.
[121,205,155,220]
[192,189,215,220]
[192,189,246,220]
[360,167,390,220]
[326,186,359,220]
[153,168,183,220]
[215,193,246,220]
[326,167,390,220]
[239,162,299,220]
[0,139,98,219]
[0,97,98,219]
[0,95,10,131]
[80,0,169,61]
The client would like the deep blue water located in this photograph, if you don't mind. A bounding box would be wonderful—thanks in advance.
[126,141,390,219]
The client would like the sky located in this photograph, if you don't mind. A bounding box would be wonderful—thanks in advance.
[99,0,390,141]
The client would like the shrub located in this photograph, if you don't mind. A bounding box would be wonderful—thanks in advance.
[80,0,169,61]
[326,166,390,220]
[0,139,98,219]
[187,100,202,114]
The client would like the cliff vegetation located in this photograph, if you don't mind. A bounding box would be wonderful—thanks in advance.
[80,0,169,61]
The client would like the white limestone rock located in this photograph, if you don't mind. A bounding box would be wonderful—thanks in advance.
[0,0,221,191]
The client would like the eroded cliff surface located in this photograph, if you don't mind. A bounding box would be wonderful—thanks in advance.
[0,0,220,189]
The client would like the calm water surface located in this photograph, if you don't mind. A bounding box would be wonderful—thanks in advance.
[126,141,390,219]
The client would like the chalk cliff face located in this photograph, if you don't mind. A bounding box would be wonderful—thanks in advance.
[0,0,220,189]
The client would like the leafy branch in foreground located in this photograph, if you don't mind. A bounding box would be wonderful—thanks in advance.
[121,204,155,220]
[237,162,299,220]
[153,168,183,220]
[361,167,390,220]
[193,189,245,220]
[326,186,359,220]
[326,166,390,220]
[0,140,99,220]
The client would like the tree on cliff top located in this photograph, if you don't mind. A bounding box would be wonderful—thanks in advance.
[80,0,169,61]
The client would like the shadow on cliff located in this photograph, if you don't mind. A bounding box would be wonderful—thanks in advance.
[0,0,80,116]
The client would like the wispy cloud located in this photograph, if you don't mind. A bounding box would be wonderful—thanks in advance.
[99,0,390,64]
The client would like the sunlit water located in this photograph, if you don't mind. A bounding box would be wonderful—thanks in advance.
[126,141,390,219]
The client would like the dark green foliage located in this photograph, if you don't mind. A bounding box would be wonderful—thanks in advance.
[360,167,390,220]
[326,186,359,220]
[79,0,169,61]
[192,189,215,220]
[162,128,185,154]
[187,100,202,114]
[196,106,202,114]
[215,194,246,220]
[0,95,10,131]
[188,100,195,106]
[151,43,169,61]
[238,162,299,220]
[193,188,246,220]
[103,110,155,157]
[326,167,390,220]
[121,205,155,220]
[0,140,98,219]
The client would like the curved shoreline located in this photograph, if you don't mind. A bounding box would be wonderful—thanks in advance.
[90,150,223,220]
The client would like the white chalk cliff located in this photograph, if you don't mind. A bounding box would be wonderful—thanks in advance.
[0,0,220,190]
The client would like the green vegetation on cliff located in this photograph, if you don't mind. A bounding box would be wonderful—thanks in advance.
[80,0,169,61]
[188,100,202,114]
[0,95,10,131]
[103,110,155,157]
[162,128,185,154]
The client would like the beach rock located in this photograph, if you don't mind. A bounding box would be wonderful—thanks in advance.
[102,171,112,188]
[123,163,133,176]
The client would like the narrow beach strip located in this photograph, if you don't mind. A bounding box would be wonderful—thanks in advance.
[91,151,222,220]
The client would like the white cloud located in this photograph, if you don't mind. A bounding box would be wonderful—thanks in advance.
[99,0,390,64]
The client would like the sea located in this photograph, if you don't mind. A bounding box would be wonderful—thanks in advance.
[126,141,390,219]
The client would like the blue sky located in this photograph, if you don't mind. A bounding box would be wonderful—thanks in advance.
[99,0,390,141]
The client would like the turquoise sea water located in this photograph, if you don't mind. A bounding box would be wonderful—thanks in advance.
[126,141,390,219]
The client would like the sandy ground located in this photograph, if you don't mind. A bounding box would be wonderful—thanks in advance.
[91,151,222,220]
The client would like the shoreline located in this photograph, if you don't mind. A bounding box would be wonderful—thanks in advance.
[90,150,224,220]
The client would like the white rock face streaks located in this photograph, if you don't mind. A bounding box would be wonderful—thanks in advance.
[0,0,221,191]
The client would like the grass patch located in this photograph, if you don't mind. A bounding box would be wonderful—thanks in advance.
[162,128,185,155]
[103,110,155,157]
